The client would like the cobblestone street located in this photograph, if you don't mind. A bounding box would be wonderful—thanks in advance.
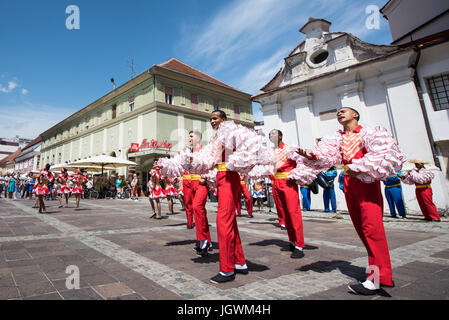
[0,197,448,300]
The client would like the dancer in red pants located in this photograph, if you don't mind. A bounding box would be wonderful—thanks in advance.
[158,110,271,283]
[269,129,307,259]
[236,174,253,218]
[298,107,405,296]
[189,130,214,255]
[400,159,440,222]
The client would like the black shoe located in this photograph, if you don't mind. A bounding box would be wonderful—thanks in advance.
[280,243,295,252]
[210,273,235,284]
[348,283,379,296]
[198,242,211,256]
[235,268,249,275]
[291,248,305,259]
[280,225,287,230]
[187,223,195,229]
[247,215,254,218]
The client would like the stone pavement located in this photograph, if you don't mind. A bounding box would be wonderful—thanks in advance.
[0,196,448,300]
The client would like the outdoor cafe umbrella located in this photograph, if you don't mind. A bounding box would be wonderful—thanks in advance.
[69,155,137,175]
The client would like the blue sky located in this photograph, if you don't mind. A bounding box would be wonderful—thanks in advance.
[0,0,392,140]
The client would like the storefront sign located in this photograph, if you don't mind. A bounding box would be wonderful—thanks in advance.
[131,139,172,152]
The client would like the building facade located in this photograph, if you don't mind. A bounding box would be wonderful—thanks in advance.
[14,136,42,175]
[39,58,253,190]
[252,17,449,214]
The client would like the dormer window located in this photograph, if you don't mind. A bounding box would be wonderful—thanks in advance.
[311,50,329,64]
[309,49,329,67]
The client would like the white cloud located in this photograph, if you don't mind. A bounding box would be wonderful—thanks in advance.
[21,88,29,95]
[0,81,18,93]
[236,45,291,94]
[0,102,71,139]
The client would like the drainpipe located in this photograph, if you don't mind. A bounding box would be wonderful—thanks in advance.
[411,47,441,169]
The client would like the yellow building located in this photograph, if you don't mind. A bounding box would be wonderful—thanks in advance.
[40,58,253,189]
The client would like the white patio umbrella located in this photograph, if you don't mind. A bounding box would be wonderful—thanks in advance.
[69,155,137,175]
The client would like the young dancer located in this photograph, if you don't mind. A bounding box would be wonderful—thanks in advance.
[400,159,440,222]
[164,176,176,215]
[298,106,405,295]
[35,175,49,214]
[149,167,165,220]
[72,169,86,210]
[157,110,272,283]
[57,168,71,208]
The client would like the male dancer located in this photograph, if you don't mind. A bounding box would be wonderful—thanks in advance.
[188,130,213,255]
[298,107,405,295]
[269,129,305,259]
[158,110,268,283]
[400,159,440,222]
[236,174,253,218]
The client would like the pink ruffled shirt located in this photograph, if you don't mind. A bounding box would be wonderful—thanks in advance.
[305,125,405,183]
[402,169,434,186]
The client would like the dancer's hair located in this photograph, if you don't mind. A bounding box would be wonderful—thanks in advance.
[189,130,202,140]
[270,129,283,138]
[212,109,227,120]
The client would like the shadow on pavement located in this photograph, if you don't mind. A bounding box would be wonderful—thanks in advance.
[249,239,319,251]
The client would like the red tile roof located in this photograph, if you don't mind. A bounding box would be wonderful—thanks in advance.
[157,58,243,92]
[0,148,22,165]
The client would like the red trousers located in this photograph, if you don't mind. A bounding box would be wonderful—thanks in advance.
[272,181,286,227]
[416,187,440,221]
[345,177,393,287]
[191,180,211,242]
[216,171,246,272]
[183,180,195,227]
[236,184,253,216]
[272,179,305,248]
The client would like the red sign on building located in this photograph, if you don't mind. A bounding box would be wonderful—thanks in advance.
[130,139,172,153]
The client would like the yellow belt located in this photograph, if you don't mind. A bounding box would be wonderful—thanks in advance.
[190,175,202,181]
[416,184,431,189]
[344,165,349,175]
[386,184,401,188]
[183,174,191,180]
[300,186,309,189]
[217,162,228,172]
[240,181,245,185]
[274,172,290,180]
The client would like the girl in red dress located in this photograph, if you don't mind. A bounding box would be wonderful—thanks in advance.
[57,168,71,208]
[72,169,86,210]
[35,175,49,214]
[149,167,165,219]
[164,176,176,215]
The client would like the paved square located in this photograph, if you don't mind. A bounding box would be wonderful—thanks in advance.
[0,197,448,300]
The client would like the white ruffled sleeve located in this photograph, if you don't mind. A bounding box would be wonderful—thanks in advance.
[158,151,189,178]
[348,127,406,183]
[217,121,275,174]
[402,169,434,185]
[286,145,321,185]
[303,135,343,170]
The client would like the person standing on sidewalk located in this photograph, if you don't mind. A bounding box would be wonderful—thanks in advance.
[383,171,406,219]
[298,106,405,295]
[322,167,338,213]
[400,159,440,222]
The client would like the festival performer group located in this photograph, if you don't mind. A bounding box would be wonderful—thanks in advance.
[152,106,443,297]
[29,164,88,213]
[9,106,443,297]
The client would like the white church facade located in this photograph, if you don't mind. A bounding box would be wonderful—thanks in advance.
[252,17,449,214]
